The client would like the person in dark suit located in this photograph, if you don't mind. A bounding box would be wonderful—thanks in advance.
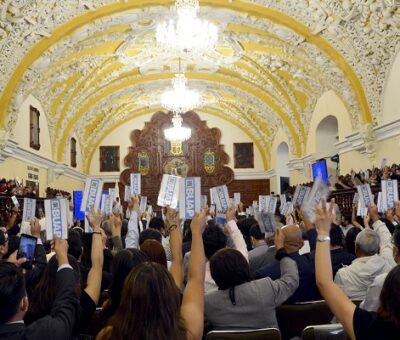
[255,225,320,304]
[0,238,79,340]
[307,224,356,277]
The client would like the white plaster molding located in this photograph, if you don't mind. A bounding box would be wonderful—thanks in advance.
[335,132,365,155]
[96,174,120,182]
[265,169,277,178]
[0,139,86,182]
[287,154,315,172]
[335,118,400,156]
[234,171,268,180]
[374,118,400,142]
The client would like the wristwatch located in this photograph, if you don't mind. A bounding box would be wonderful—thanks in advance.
[317,235,331,242]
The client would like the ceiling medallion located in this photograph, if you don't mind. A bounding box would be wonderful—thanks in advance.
[156,0,218,56]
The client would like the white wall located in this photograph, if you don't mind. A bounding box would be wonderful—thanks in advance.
[382,48,400,124]
[13,94,52,160]
[89,112,264,176]
[306,90,352,155]
[316,115,339,176]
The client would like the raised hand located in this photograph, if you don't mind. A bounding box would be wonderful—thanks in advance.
[109,213,122,237]
[52,236,69,266]
[225,206,237,222]
[363,212,371,229]
[191,207,209,235]
[165,206,179,228]
[86,206,103,231]
[8,250,26,267]
[128,195,140,211]
[30,217,41,238]
[367,205,379,223]
[315,198,332,236]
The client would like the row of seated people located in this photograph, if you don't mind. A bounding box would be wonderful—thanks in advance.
[0,195,399,339]
[286,163,400,195]
[0,179,38,197]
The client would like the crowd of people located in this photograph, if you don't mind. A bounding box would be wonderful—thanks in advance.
[0,179,37,197]
[286,163,400,196]
[0,189,400,339]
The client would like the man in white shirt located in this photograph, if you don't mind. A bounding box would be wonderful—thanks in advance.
[361,219,400,311]
[334,206,395,300]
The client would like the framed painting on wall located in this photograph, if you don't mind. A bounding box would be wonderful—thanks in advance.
[233,143,254,169]
[100,146,120,172]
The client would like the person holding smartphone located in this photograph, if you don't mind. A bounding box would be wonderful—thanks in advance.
[0,237,80,339]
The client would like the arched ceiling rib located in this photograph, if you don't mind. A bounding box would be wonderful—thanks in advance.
[0,1,399,172]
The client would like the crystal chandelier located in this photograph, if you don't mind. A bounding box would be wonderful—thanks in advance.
[156,0,218,56]
[161,73,201,115]
[164,114,192,142]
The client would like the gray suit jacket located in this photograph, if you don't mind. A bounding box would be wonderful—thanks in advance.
[249,246,277,276]
[205,257,299,331]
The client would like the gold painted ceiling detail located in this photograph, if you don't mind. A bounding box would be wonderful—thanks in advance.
[0,1,399,172]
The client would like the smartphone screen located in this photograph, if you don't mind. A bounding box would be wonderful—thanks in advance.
[18,234,37,267]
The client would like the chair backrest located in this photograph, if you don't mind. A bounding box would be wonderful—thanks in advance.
[302,324,347,340]
[276,300,333,339]
[206,328,281,340]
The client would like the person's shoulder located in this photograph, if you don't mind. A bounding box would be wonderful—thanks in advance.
[372,272,388,286]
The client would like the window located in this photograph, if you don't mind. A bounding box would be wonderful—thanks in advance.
[70,138,77,168]
[29,105,40,150]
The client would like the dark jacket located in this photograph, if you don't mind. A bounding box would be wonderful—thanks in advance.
[255,252,320,304]
[0,267,79,340]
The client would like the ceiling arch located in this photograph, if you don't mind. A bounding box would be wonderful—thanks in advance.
[0,0,398,174]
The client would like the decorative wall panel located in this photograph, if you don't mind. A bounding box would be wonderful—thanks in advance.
[119,111,234,206]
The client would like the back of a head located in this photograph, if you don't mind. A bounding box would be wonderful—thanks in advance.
[140,239,167,268]
[345,227,361,255]
[330,224,345,248]
[249,224,264,241]
[237,218,257,250]
[378,265,400,328]
[210,248,250,290]
[121,219,128,238]
[355,229,380,256]
[148,217,165,232]
[182,219,192,242]
[68,229,83,260]
[108,249,148,313]
[202,225,227,260]
[393,228,400,249]
[282,225,303,251]
[0,263,25,323]
[109,262,184,340]
[101,220,112,239]
[139,228,162,246]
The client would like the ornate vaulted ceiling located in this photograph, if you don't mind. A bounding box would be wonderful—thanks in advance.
[0,1,399,173]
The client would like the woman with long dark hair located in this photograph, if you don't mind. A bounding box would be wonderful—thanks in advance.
[25,208,104,335]
[89,248,148,336]
[315,201,400,339]
[96,208,208,340]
